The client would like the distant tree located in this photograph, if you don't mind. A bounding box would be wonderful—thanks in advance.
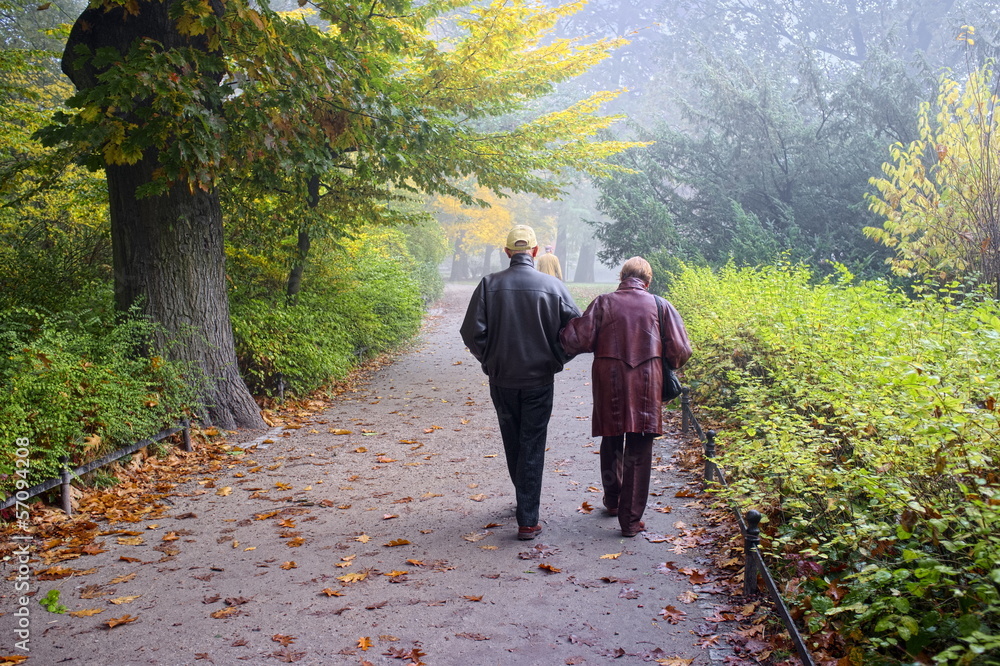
[585,0,1000,271]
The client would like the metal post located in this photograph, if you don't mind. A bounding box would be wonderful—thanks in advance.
[703,429,717,485]
[277,372,285,404]
[60,456,72,516]
[743,509,761,595]
[680,387,691,434]
[182,419,193,452]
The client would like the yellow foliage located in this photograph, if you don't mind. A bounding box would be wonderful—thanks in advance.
[864,63,1000,287]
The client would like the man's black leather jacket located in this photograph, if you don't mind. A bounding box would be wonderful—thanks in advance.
[459,252,581,389]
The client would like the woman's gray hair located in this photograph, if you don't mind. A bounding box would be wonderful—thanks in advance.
[619,256,652,284]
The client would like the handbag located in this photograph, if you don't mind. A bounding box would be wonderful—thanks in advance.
[655,296,684,403]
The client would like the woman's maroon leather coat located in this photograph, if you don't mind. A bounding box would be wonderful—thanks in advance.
[560,278,691,437]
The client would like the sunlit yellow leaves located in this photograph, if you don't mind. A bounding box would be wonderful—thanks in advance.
[383,570,408,578]
[210,606,240,619]
[286,537,306,547]
[355,534,371,543]
[357,636,372,651]
[215,486,232,496]
[68,608,104,617]
[600,552,622,560]
[320,588,344,597]
[280,561,297,570]
[383,539,410,547]
[116,537,144,546]
[329,429,352,435]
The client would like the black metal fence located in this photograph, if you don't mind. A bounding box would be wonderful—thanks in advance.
[0,421,193,516]
[678,387,817,666]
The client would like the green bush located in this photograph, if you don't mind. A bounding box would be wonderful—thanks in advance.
[0,309,200,498]
[231,226,425,397]
[669,261,1000,664]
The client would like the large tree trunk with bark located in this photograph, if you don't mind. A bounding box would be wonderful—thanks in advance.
[63,0,265,429]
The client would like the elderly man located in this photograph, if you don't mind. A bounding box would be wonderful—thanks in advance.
[460,225,581,540]
[536,245,563,280]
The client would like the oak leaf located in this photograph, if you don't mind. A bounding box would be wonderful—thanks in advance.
[280,562,297,570]
[538,563,561,574]
[600,552,622,560]
[357,637,372,651]
[659,605,687,624]
[271,634,296,646]
[68,608,103,617]
[320,588,344,596]
[383,539,410,547]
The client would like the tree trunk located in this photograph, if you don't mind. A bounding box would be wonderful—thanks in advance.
[63,0,265,429]
[286,176,320,302]
[575,242,595,282]
[450,234,470,281]
[480,245,495,277]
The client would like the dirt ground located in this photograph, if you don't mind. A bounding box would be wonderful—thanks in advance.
[1,283,744,666]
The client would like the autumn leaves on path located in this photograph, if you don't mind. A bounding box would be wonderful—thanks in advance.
[1,284,762,665]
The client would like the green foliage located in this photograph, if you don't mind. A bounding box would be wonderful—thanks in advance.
[230,227,424,397]
[38,589,66,614]
[0,309,200,497]
[670,262,1000,664]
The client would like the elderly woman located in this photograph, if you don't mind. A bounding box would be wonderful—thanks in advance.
[560,257,691,537]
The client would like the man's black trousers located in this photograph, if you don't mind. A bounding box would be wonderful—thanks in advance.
[489,384,554,528]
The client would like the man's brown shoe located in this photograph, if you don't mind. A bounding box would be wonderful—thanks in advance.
[517,525,542,540]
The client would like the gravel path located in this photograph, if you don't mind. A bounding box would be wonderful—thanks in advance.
[2,283,737,665]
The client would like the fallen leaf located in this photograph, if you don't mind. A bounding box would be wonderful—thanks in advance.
[216,487,232,497]
[337,572,368,583]
[210,607,240,619]
[600,552,622,560]
[578,502,594,514]
[280,562,297,570]
[383,539,410,547]
[383,570,408,577]
[109,572,136,584]
[110,595,141,605]
[659,605,687,624]
[105,614,138,628]
[358,637,372,651]
[271,634,296,646]
[330,429,352,435]
[677,590,699,603]
[463,595,483,602]
[469,494,487,502]
[538,563,561,574]
[355,535,371,543]
[462,531,491,542]
[320,588,344,597]
[68,608,104,617]
[286,537,306,547]
[455,632,490,640]
[116,537,144,546]
[382,514,398,520]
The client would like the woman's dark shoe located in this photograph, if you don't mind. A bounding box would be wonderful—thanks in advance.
[621,521,645,537]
